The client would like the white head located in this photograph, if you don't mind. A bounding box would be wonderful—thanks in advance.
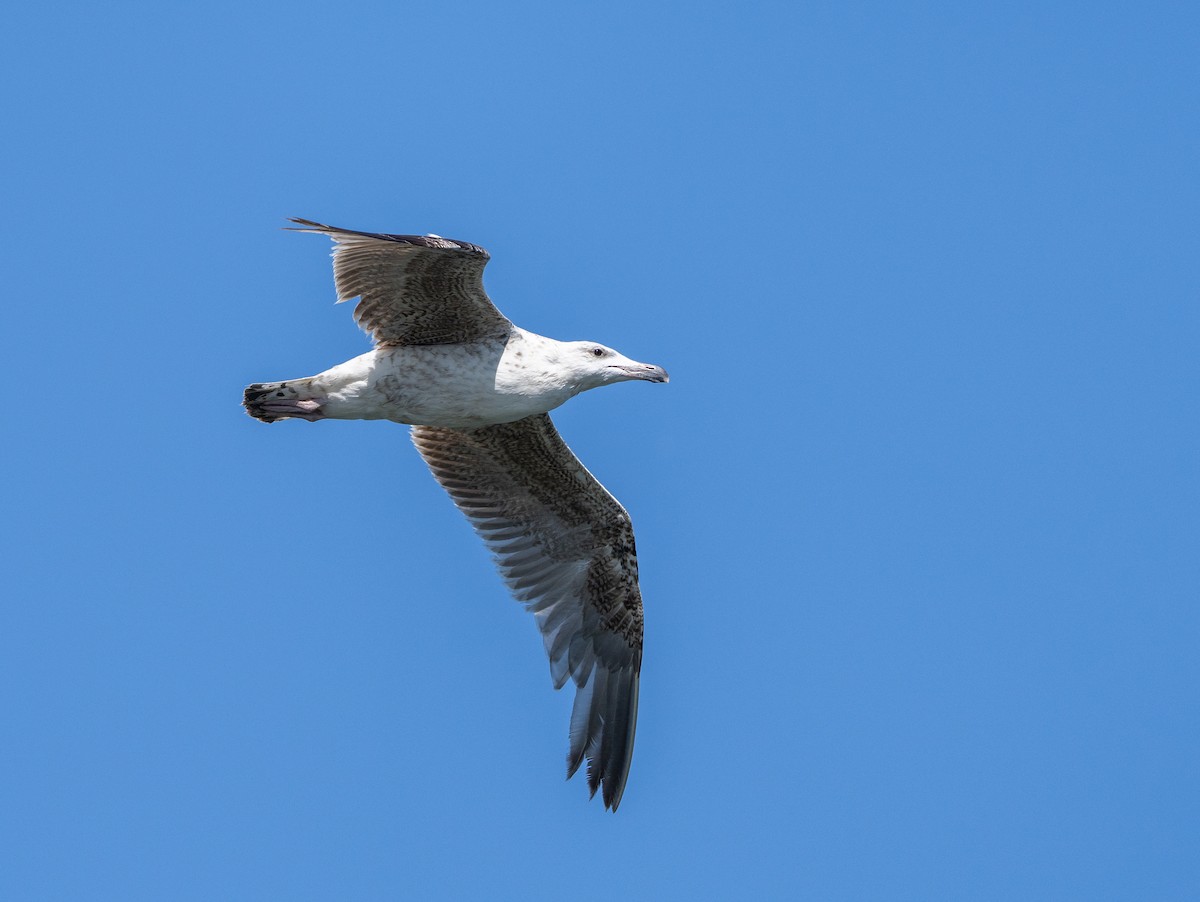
[506,331,669,399]
[562,341,670,392]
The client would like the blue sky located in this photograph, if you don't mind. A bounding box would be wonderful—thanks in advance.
[2,2,1196,899]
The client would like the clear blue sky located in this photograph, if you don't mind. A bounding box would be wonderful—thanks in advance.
[2,2,1196,899]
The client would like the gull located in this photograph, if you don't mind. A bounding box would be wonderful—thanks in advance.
[243,219,668,810]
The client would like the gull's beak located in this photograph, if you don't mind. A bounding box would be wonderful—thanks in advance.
[612,362,669,383]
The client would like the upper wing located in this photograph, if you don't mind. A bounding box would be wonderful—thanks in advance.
[288,218,513,347]
[412,413,644,811]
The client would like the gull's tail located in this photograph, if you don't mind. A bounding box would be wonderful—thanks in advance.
[243,379,325,423]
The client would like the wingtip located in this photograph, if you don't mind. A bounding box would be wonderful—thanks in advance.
[279,218,490,257]
[565,665,637,812]
[282,216,328,233]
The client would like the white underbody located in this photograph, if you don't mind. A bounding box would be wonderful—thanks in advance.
[300,329,589,428]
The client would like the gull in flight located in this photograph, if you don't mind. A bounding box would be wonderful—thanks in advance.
[244,219,668,810]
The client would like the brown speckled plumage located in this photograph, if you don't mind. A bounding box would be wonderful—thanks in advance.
[287,218,511,347]
[413,414,643,810]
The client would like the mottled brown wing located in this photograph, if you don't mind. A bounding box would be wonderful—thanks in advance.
[288,218,512,347]
[411,413,644,811]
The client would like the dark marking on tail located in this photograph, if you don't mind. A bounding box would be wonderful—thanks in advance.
[244,381,325,423]
[244,383,282,422]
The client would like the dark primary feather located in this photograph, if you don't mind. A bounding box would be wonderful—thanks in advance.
[412,413,644,811]
[286,218,512,347]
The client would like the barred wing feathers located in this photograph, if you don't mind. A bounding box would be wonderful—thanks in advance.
[412,413,644,811]
[287,218,512,347]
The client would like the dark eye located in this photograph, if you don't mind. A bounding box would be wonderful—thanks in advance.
[591,347,605,358]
